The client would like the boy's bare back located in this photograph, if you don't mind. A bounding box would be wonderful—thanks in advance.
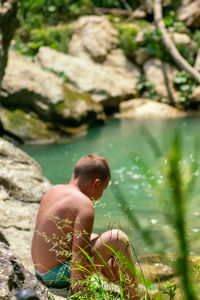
[32,183,94,273]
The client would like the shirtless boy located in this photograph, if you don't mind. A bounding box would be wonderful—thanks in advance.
[31,154,138,298]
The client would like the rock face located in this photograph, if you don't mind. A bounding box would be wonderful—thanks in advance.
[36,46,140,113]
[0,240,51,300]
[0,108,60,143]
[69,15,119,62]
[0,137,51,270]
[177,0,200,28]
[1,51,105,142]
[116,99,187,119]
[0,137,51,202]
[143,58,180,106]
[0,137,53,299]
[0,0,18,88]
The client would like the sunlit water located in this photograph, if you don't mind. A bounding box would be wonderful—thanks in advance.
[21,117,200,256]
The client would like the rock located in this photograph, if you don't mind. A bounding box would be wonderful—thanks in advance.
[0,229,9,246]
[170,32,197,64]
[36,46,140,112]
[143,58,180,106]
[0,108,59,144]
[0,0,18,87]
[68,15,119,62]
[192,86,200,103]
[0,241,51,299]
[1,51,105,141]
[171,32,197,54]
[138,262,174,282]
[1,50,65,111]
[0,138,52,292]
[53,85,106,127]
[177,0,200,28]
[0,137,51,203]
[134,47,151,66]
[16,288,40,300]
[116,99,187,119]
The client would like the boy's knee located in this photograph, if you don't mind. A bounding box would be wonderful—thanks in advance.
[110,229,131,246]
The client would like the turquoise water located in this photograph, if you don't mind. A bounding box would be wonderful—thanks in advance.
[21,117,200,255]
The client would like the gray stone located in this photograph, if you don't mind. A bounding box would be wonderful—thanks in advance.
[177,0,200,28]
[192,86,200,103]
[143,58,180,106]
[1,50,65,109]
[68,15,119,62]
[116,99,187,119]
[0,241,51,299]
[1,50,105,137]
[0,108,60,144]
[0,137,51,203]
[36,46,140,110]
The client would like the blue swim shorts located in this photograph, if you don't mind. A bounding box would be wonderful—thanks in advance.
[35,262,70,288]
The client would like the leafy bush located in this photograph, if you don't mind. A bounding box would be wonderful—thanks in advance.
[193,30,200,49]
[176,43,196,66]
[143,29,172,62]
[174,71,197,105]
[137,73,159,100]
[116,24,139,60]
[163,10,185,33]
[13,25,73,56]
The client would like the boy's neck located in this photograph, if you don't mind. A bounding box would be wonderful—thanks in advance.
[69,176,90,197]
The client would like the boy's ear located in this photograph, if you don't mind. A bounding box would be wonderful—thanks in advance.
[93,178,101,187]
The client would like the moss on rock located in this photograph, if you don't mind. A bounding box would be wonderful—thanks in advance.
[0,108,59,143]
[53,84,106,127]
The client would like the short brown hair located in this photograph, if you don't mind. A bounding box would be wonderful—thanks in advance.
[73,154,111,182]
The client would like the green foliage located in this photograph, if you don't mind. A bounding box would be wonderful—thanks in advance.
[143,29,172,62]
[19,0,93,24]
[137,73,159,100]
[13,25,73,56]
[116,24,139,60]
[44,68,68,81]
[193,30,200,49]
[163,11,185,33]
[176,43,195,66]
[162,282,179,300]
[174,71,197,105]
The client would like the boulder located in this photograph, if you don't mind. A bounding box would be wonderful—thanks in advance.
[54,85,105,127]
[177,0,200,28]
[143,58,180,106]
[0,137,51,203]
[0,240,51,299]
[116,99,187,119]
[0,0,18,88]
[0,137,51,286]
[1,51,105,141]
[0,108,59,143]
[1,50,65,111]
[170,32,197,59]
[192,86,200,104]
[36,46,140,112]
[68,15,119,62]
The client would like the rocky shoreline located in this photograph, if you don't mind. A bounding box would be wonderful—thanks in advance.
[1,6,200,145]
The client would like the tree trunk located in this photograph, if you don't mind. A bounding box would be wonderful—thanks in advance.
[153,0,200,84]
[0,0,18,90]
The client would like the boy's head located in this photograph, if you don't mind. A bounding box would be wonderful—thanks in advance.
[73,154,111,184]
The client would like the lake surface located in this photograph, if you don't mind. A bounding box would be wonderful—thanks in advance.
[21,117,200,256]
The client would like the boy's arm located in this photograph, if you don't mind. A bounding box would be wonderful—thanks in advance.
[70,201,94,291]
